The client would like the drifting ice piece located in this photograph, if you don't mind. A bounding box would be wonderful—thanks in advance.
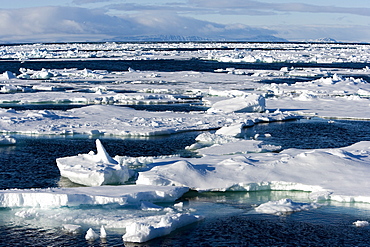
[0,135,16,145]
[85,228,99,241]
[56,139,132,186]
[254,198,320,215]
[122,213,202,243]
[100,225,107,239]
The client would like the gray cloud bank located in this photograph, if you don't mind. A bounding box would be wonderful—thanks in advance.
[0,6,283,43]
[0,5,369,43]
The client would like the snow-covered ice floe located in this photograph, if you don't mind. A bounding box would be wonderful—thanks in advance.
[0,104,299,136]
[0,185,189,208]
[137,141,370,204]
[56,139,133,186]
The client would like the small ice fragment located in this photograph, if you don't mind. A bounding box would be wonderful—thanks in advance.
[174,202,184,208]
[85,228,99,241]
[122,213,202,243]
[353,220,369,227]
[174,202,187,210]
[254,198,320,215]
[100,225,107,239]
[0,135,16,145]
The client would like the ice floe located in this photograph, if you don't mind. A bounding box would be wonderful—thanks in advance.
[137,141,370,204]
[122,213,202,243]
[0,185,189,208]
[253,198,321,216]
[56,139,132,186]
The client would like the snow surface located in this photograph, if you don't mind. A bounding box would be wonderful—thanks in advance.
[1,42,370,243]
[137,141,370,204]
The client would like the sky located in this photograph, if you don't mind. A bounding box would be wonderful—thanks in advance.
[0,0,369,43]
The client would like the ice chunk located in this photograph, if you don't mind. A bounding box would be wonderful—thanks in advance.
[254,198,320,215]
[100,225,107,239]
[85,228,99,241]
[122,213,202,243]
[353,220,369,227]
[1,71,16,79]
[0,135,16,145]
[30,69,54,79]
[207,94,265,113]
[56,139,132,186]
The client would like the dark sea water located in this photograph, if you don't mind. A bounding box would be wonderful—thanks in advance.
[1,59,370,75]
[1,57,370,246]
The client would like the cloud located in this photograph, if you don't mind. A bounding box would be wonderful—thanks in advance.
[1,5,367,43]
[0,6,281,43]
[189,0,370,17]
[72,0,113,4]
[0,6,139,42]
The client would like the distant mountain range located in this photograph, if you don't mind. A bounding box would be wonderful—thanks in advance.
[109,34,288,42]
[307,38,338,43]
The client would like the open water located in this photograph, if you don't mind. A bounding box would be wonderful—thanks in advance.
[1,57,370,246]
